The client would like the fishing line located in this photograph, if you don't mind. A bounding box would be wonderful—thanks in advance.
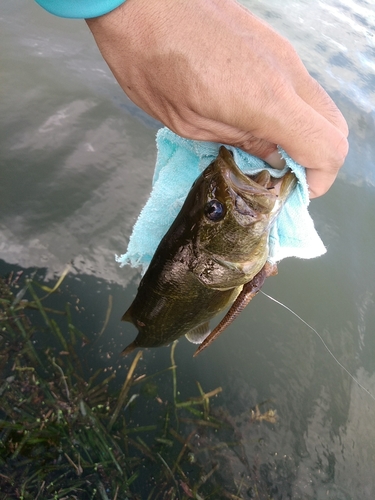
[261,291,375,402]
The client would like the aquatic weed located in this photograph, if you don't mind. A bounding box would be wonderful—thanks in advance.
[1,270,266,499]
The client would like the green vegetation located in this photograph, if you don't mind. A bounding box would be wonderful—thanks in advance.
[0,270,262,500]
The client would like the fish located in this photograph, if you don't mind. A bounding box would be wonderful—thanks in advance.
[121,146,296,356]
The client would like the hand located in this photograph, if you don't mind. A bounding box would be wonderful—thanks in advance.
[86,0,348,198]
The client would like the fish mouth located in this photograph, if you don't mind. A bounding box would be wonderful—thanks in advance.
[218,146,275,194]
[217,146,277,213]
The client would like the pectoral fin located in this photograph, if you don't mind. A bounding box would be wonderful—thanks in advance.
[185,322,211,344]
[194,262,278,357]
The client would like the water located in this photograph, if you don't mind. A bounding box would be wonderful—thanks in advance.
[1,0,375,498]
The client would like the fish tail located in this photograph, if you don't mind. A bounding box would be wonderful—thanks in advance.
[121,342,137,356]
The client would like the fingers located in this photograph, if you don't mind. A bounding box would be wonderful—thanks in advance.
[290,63,349,138]
[162,112,281,163]
[267,94,348,197]
[212,74,348,197]
[264,150,286,170]
[210,6,349,195]
[242,15,349,139]
[168,102,347,197]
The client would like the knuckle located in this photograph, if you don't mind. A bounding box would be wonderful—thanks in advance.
[172,122,197,139]
[233,134,276,159]
[167,112,201,139]
[337,135,349,163]
[331,134,349,172]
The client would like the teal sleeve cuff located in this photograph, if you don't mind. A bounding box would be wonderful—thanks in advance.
[34,0,126,19]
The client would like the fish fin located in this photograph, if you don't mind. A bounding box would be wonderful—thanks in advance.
[121,341,137,356]
[185,322,211,344]
[194,262,278,357]
[121,307,133,323]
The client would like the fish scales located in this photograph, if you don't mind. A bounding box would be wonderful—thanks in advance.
[122,147,296,355]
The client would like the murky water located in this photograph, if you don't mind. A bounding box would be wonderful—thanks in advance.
[1,0,375,498]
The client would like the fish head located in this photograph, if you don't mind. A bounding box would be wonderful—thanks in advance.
[193,146,295,264]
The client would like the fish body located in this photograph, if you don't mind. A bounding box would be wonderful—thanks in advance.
[122,147,296,353]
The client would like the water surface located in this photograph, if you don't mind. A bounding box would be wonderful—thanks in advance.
[1,0,375,498]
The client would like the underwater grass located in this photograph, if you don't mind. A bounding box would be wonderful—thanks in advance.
[1,269,275,500]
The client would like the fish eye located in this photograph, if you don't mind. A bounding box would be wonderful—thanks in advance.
[204,200,226,221]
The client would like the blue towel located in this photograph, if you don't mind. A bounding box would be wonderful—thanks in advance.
[116,128,326,272]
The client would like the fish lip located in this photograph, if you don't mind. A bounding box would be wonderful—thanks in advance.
[218,146,276,200]
[217,147,277,219]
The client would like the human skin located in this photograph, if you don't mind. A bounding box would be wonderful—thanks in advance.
[86,0,349,198]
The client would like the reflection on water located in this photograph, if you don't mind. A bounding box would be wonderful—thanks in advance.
[244,0,375,190]
[1,0,375,498]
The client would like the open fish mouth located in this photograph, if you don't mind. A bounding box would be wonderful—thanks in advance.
[217,146,296,199]
[216,147,279,216]
[246,173,284,197]
[218,147,275,198]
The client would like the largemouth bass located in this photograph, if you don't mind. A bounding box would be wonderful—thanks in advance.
[122,146,296,355]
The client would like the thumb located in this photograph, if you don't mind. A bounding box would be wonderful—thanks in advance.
[275,98,348,197]
[234,94,348,198]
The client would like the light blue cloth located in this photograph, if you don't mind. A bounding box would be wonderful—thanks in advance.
[34,0,126,18]
[116,128,326,273]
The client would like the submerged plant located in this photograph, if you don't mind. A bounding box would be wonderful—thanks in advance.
[0,270,278,500]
